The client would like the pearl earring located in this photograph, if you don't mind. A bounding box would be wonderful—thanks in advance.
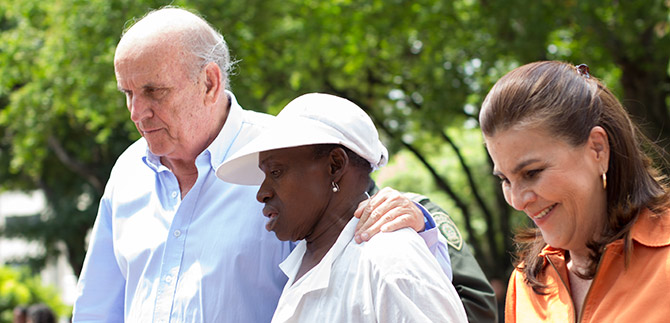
[331,182,340,193]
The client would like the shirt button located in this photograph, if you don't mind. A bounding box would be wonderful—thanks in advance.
[171,191,178,198]
[165,275,173,283]
[174,230,182,238]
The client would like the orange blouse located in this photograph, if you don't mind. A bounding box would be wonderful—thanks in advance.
[505,208,670,322]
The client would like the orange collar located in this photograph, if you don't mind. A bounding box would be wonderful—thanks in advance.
[631,208,670,247]
[536,208,670,260]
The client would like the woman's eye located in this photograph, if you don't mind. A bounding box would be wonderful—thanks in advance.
[526,169,542,178]
[270,170,281,178]
[498,177,510,186]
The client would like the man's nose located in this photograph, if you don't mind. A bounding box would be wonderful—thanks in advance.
[128,95,152,123]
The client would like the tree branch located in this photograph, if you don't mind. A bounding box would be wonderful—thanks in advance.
[47,136,104,193]
[439,130,498,258]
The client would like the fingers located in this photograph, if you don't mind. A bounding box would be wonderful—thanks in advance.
[354,187,394,233]
[354,197,380,243]
[354,187,424,243]
[354,199,371,230]
[380,212,421,233]
[355,198,393,243]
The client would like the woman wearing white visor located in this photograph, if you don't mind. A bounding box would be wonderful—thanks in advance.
[216,93,467,322]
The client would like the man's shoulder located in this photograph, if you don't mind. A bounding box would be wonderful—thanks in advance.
[221,109,275,157]
[107,138,150,179]
[114,137,146,162]
[234,109,275,140]
[240,108,275,127]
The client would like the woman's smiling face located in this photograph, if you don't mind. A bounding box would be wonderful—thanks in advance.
[484,125,609,253]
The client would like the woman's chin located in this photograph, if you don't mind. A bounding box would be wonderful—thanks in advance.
[540,232,567,250]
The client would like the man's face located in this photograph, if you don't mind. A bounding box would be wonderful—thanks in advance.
[256,146,333,241]
[114,40,208,161]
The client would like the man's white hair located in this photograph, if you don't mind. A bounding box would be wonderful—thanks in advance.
[122,6,237,88]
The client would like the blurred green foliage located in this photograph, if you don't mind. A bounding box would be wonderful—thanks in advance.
[1,0,669,283]
[0,266,69,323]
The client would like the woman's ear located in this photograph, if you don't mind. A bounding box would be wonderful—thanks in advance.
[328,147,349,182]
[588,126,610,173]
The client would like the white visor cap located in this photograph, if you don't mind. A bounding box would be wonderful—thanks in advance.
[216,93,388,185]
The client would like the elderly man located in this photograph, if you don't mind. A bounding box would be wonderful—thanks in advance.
[72,7,466,323]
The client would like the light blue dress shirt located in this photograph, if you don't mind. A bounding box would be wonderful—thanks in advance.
[72,91,450,323]
[73,92,291,323]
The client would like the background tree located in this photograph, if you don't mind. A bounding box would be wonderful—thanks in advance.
[0,265,69,323]
[1,0,668,287]
[0,0,165,275]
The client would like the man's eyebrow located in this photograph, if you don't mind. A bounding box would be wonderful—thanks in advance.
[492,158,540,177]
[142,84,172,92]
[117,84,167,92]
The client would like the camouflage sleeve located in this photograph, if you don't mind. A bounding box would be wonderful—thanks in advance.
[406,193,498,323]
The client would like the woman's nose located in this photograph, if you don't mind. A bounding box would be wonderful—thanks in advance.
[505,184,536,211]
[256,180,272,203]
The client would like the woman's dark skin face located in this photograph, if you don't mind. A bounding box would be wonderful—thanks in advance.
[257,145,370,280]
[256,145,347,242]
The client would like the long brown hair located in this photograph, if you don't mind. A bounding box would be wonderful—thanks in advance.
[479,61,669,293]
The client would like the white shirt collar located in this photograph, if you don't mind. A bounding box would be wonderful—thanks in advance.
[206,90,246,169]
[279,217,359,293]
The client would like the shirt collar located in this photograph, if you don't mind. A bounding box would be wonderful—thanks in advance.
[538,245,565,270]
[142,142,170,173]
[206,91,245,170]
[631,208,670,247]
[140,90,245,172]
[539,245,563,257]
[279,217,359,293]
[537,207,670,261]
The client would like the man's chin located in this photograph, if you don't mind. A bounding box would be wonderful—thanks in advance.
[145,142,172,157]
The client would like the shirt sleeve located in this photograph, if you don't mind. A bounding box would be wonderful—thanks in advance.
[72,194,126,322]
[417,226,453,281]
[415,201,436,231]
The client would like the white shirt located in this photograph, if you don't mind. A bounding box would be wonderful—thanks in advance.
[272,217,468,323]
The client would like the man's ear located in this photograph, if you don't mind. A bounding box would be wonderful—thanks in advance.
[329,147,349,182]
[203,61,223,106]
[588,126,610,173]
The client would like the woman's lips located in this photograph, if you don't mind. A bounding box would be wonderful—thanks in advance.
[533,203,557,221]
[263,206,279,232]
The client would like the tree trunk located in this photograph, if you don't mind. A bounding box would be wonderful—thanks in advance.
[618,57,670,173]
